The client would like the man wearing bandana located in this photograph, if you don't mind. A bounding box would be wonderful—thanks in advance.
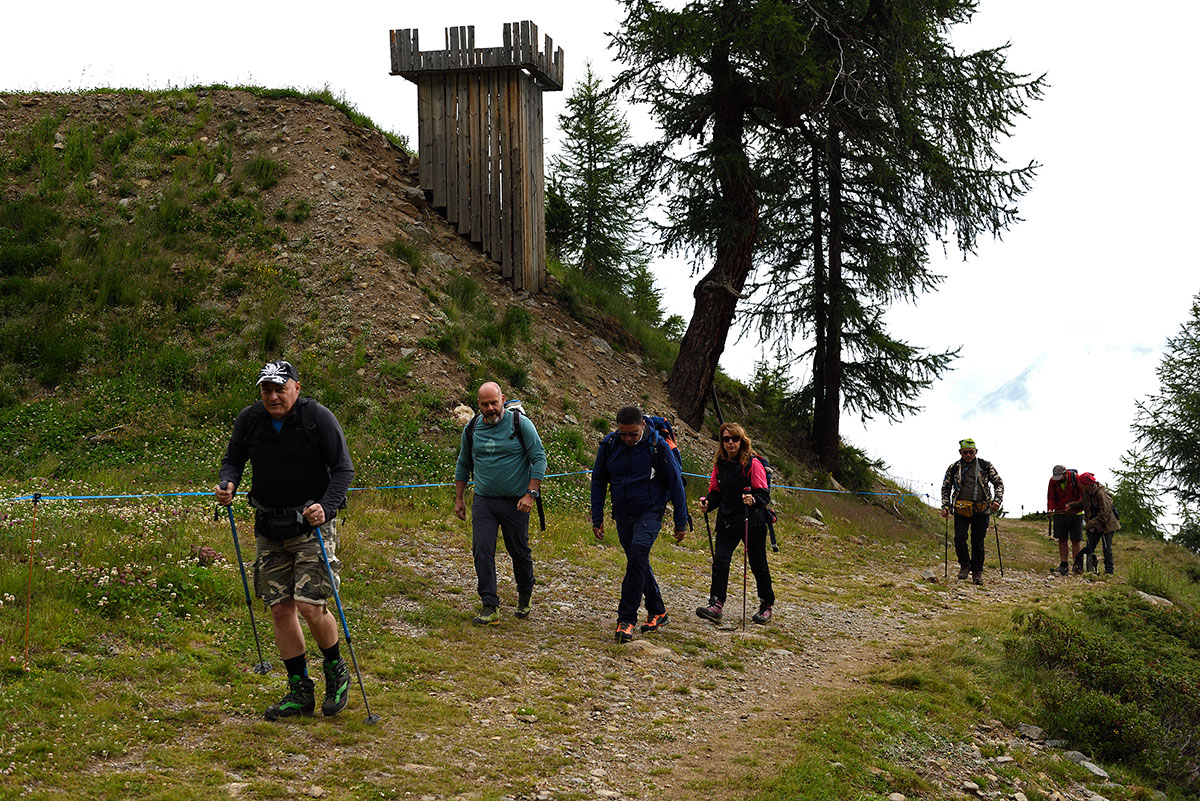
[940,438,1004,585]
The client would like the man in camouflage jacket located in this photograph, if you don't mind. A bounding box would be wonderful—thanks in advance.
[940,438,1004,585]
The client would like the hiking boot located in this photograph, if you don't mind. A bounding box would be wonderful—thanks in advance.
[615,622,635,644]
[696,597,724,622]
[1057,561,1069,577]
[752,605,773,624]
[515,592,532,619]
[640,612,669,633]
[473,605,500,626]
[971,572,983,585]
[321,658,350,717]
[957,566,970,580]
[265,675,315,720]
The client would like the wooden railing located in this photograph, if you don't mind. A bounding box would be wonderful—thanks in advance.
[390,22,565,293]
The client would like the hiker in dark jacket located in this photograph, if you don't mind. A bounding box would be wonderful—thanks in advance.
[1047,464,1085,575]
[591,405,688,644]
[940,438,1004,585]
[216,360,355,720]
[1067,472,1120,575]
[696,422,775,624]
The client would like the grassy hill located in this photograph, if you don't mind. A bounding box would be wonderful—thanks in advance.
[2,88,1200,801]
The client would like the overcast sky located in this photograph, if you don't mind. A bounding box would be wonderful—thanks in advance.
[4,1,1198,522]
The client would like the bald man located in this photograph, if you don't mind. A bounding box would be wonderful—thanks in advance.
[454,382,547,625]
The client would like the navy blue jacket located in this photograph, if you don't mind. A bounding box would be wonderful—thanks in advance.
[590,427,688,531]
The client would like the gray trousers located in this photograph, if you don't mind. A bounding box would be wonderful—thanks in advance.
[472,494,535,607]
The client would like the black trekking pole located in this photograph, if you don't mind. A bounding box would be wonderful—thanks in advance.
[313,521,381,725]
[702,502,714,558]
[992,513,1004,577]
[742,488,751,632]
[944,513,950,579]
[218,483,271,675]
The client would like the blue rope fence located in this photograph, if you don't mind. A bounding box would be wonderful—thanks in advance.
[0,470,930,506]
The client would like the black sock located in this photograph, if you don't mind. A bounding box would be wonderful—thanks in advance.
[283,654,308,679]
[320,642,341,664]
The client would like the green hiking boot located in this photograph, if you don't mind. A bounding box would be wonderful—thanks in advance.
[321,658,351,717]
[473,605,500,625]
[265,675,315,720]
[515,592,532,619]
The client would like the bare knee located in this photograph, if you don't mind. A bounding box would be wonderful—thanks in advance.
[270,599,298,624]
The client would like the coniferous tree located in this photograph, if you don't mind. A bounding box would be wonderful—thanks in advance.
[1111,448,1165,539]
[549,63,645,288]
[1133,296,1200,549]
[613,0,1042,477]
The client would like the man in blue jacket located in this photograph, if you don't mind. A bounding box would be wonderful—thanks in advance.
[591,405,688,643]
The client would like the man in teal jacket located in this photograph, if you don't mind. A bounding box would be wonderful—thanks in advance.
[455,382,547,625]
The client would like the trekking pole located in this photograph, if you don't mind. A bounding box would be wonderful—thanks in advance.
[313,521,381,725]
[944,513,949,579]
[992,513,1005,577]
[742,488,751,632]
[702,502,714,558]
[218,483,271,675]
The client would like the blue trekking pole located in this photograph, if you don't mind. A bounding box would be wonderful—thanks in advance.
[218,483,271,675]
[313,521,381,725]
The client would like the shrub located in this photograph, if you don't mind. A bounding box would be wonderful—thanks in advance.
[244,155,284,190]
[385,236,425,271]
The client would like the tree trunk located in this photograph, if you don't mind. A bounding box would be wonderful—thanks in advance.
[814,123,844,475]
[667,39,758,430]
[810,139,826,425]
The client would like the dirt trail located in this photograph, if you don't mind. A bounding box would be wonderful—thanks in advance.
[370,516,1082,801]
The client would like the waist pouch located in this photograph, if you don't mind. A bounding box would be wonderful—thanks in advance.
[954,499,989,517]
[255,508,310,540]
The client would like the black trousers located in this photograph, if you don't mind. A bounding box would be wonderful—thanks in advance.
[954,512,990,573]
[709,515,774,606]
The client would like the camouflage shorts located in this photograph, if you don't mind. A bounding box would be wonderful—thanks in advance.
[253,518,341,607]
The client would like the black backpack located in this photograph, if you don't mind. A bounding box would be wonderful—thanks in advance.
[744,454,779,552]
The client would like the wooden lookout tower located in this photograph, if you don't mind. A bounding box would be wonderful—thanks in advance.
[390,22,565,293]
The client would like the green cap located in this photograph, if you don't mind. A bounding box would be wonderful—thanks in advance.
[959,438,976,450]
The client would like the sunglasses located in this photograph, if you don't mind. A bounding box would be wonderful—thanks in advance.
[960,449,977,455]
[722,435,742,443]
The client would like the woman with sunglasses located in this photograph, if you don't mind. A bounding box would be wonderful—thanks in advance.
[696,422,775,624]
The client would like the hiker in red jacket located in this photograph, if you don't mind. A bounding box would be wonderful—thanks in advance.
[1047,465,1085,575]
[695,422,775,624]
[1067,472,1121,575]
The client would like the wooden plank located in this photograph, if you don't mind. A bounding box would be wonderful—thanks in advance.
[520,75,534,291]
[456,69,469,232]
[488,70,501,261]
[412,28,419,73]
[418,75,433,192]
[431,76,446,208]
[470,72,484,244]
[445,75,459,225]
[499,71,514,280]
[467,26,476,66]
[520,21,530,67]
[532,79,545,291]
[509,72,526,289]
